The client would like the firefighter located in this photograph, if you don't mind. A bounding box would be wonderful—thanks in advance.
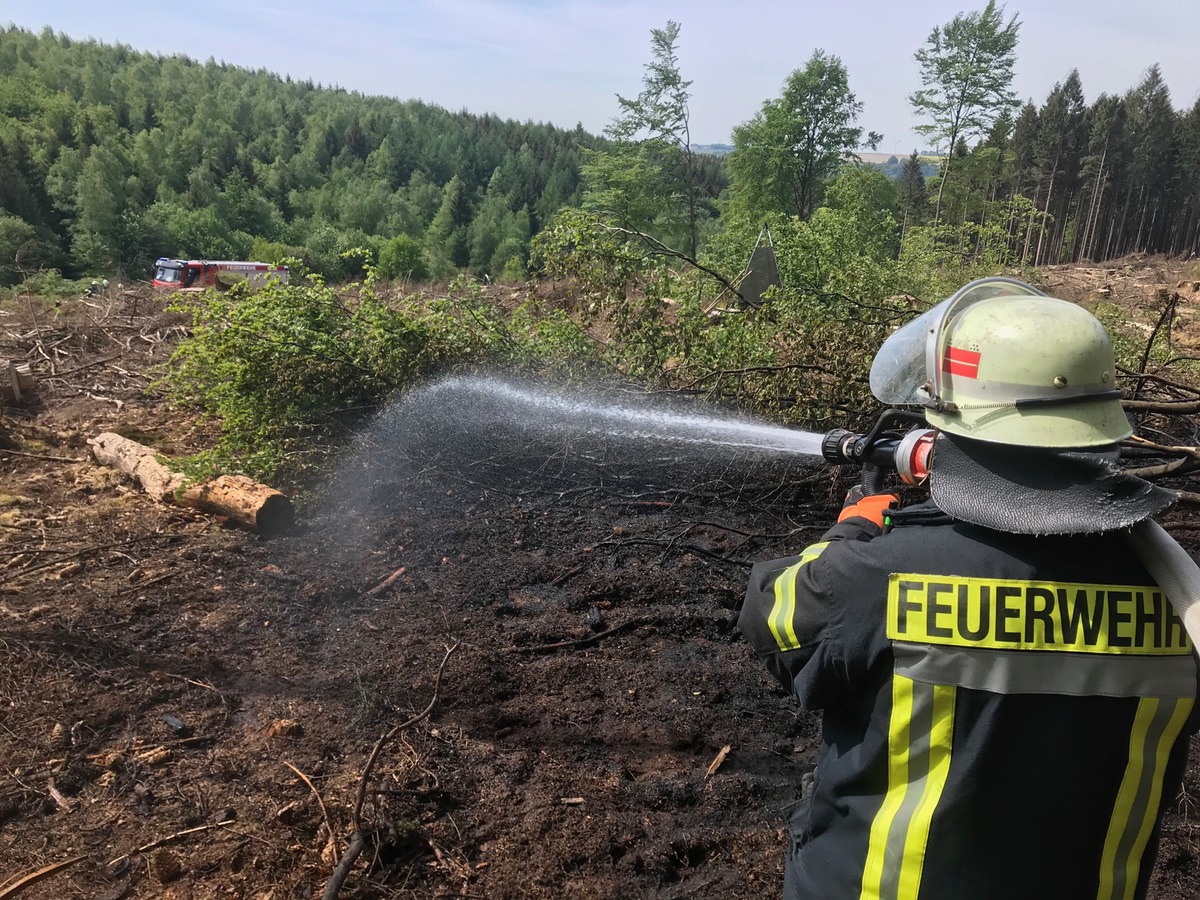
[738,278,1198,900]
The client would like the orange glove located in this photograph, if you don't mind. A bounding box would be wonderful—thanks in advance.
[838,488,899,528]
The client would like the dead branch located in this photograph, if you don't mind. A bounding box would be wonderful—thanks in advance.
[114,571,179,596]
[1123,398,1200,413]
[105,819,236,870]
[0,856,87,899]
[603,221,746,304]
[1126,457,1200,480]
[1132,293,1178,400]
[321,643,458,900]
[1126,437,1200,460]
[322,833,365,900]
[507,617,649,654]
[0,448,78,463]
[1116,366,1200,397]
[0,534,172,587]
[284,761,338,860]
[51,353,126,379]
[365,566,406,597]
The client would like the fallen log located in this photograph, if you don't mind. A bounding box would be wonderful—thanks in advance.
[87,432,184,500]
[178,475,294,535]
[87,432,294,535]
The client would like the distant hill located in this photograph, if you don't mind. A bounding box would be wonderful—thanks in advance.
[861,152,941,179]
[0,26,606,282]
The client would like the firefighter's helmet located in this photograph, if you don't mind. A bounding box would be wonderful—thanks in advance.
[869,277,1131,448]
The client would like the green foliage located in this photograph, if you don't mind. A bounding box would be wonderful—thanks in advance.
[582,20,714,258]
[378,234,430,282]
[728,50,874,221]
[0,26,595,282]
[166,272,438,477]
[0,213,50,285]
[4,267,95,299]
[251,236,308,267]
[910,1,1021,220]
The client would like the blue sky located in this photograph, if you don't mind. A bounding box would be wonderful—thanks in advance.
[4,0,1198,154]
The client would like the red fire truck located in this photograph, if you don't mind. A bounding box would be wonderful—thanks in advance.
[152,259,289,290]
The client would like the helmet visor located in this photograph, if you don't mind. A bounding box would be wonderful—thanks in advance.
[869,278,1048,406]
[869,300,947,404]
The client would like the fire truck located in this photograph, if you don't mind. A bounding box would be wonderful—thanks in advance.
[152,259,289,291]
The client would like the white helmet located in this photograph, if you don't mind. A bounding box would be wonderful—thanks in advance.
[869,277,1131,448]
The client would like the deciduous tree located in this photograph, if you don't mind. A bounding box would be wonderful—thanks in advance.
[909,0,1020,222]
[582,21,708,256]
[728,50,877,222]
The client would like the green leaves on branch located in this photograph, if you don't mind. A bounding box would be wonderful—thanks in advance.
[910,1,1021,221]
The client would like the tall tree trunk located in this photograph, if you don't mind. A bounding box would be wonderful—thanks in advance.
[1022,179,1042,265]
[1080,146,1107,262]
[933,125,959,226]
[1035,168,1057,266]
[1134,184,1150,252]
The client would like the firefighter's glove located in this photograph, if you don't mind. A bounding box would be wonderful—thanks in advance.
[837,487,900,528]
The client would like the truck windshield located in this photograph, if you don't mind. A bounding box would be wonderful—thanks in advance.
[155,265,182,283]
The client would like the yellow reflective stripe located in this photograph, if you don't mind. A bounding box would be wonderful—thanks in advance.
[896,684,956,900]
[1098,697,1195,900]
[1125,699,1193,892]
[767,542,830,652]
[861,677,957,900]
[861,675,914,899]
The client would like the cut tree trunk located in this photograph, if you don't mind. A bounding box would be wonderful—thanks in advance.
[87,432,294,535]
[2,360,35,404]
[178,475,294,535]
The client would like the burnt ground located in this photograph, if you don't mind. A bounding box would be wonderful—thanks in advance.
[2,270,1200,899]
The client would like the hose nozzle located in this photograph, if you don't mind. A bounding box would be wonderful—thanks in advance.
[821,425,936,487]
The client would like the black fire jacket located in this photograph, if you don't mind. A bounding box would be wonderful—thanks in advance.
[739,501,1199,900]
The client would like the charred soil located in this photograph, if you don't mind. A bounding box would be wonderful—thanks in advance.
[2,269,1200,899]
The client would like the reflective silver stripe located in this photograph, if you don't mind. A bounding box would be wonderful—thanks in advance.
[893,643,1198,698]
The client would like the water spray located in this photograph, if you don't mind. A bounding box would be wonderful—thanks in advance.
[383,377,938,495]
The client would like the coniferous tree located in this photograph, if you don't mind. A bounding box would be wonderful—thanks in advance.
[0,25,604,282]
[1077,94,1124,261]
[1122,65,1178,255]
[897,151,928,238]
[1031,71,1086,264]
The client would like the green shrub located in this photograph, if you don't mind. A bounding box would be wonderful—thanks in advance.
[377,234,429,282]
[6,268,95,299]
[167,271,444,479]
